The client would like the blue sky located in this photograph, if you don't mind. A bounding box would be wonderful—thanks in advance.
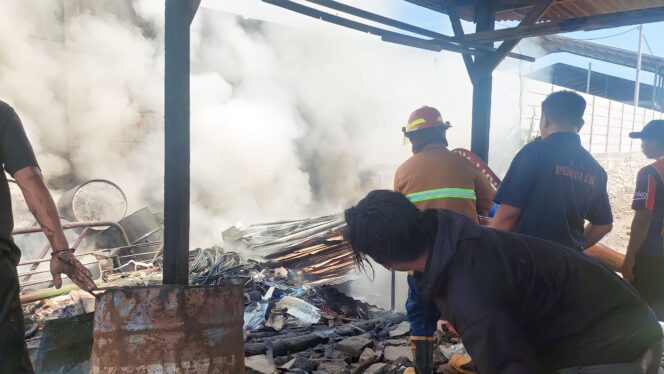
[370,1,664,85]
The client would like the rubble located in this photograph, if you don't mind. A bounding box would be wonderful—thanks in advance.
[317,361,350,374]
[334,336,374,359]
[359,348,376,363]
[245,355,277,374]
[277,296,322,325]
[388,321,410,338]
[364,362,387,374]
[383,346,412,362]
[223,214,355,286]
[17,204,418,372]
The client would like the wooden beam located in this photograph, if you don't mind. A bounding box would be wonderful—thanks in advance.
[475,0,555,74]
[307,0,456,42]
[304,0,533,62]
[263,0,489,56]
[464,6,664,43]
[444,0,476,80]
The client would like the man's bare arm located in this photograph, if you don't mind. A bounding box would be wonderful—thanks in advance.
[13,166,96,291]
[13,167,68,249]
[582,222,613,249]
[491,204,521,231]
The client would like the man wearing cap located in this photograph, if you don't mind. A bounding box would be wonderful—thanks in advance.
[622,120,664,320]
[492,91,613,251]
[394,106,494,373]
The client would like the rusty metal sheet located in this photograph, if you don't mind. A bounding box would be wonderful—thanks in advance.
[90,284,244,373]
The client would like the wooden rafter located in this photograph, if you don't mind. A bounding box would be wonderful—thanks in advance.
[475,0,555,74]
[303,0,533,61]
[444,0,476,78]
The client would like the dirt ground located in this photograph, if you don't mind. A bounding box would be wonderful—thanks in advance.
[595,152,649,253]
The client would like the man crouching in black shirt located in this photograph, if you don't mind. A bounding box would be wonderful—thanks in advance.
[345,190,663,374]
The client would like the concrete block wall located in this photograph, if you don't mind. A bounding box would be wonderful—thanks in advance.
[517,79,664,155]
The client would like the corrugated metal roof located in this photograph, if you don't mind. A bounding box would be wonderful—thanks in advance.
[535,35,664,73]
[406,0,664,22]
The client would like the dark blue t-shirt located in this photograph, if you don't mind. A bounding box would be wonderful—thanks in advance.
[494,132,613,250]
[631,160,664,257]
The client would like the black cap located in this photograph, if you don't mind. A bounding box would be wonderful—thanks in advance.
[629,120,664,141]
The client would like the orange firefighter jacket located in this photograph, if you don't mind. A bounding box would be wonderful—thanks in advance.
[394,143,495,223]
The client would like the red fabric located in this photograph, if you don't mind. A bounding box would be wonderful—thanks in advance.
[647,175,657,211]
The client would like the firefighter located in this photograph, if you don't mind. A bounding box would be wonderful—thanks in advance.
[394,106,494,373]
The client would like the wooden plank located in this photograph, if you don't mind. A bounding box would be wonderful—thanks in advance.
[464,6,664,43]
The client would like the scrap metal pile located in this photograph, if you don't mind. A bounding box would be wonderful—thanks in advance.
[15,179,434,372]
[223,213,356,287]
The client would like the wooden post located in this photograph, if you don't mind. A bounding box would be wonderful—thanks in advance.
[470,0,495,162]
[163,0,198,285]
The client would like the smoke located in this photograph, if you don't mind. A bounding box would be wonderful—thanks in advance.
[1,0,482,247]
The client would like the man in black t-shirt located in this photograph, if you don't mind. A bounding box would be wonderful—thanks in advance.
[492,91,613,251]
[1,100,96,373]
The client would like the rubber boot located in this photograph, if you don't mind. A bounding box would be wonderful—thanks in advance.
[411,339,435,374]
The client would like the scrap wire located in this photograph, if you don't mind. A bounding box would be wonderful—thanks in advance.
[153,245,260,285]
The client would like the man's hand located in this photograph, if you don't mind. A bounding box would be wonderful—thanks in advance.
[50,251,97,292]
[621,255,636,283]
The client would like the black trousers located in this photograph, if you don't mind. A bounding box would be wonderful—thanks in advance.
[0,250,33,373]
[634,254,664,321]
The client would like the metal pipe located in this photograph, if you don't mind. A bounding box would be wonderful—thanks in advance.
[12,221,131,247]
[634,24,644,108]
[605,100,612,153]
[589,96,596,152]
[586,62,592,94]
[164,0,193,285]
[18,260,100,278]
[21,227,90,283]
[390,270,396,311]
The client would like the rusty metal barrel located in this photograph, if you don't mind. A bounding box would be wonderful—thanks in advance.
[90,284,245,373]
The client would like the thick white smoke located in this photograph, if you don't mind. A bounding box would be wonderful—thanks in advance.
[1,0,540,309]
[1,0,483,246]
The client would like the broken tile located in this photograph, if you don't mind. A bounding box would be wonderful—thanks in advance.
[384,346,412,362]
[359,347,376,363]
[383,339,408,346]
[245,355,276,374]
[364,362,388,374]
[280,357,318,372]
[388,321,410,338]
[316,361,349,374]
[333,336,373,359]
